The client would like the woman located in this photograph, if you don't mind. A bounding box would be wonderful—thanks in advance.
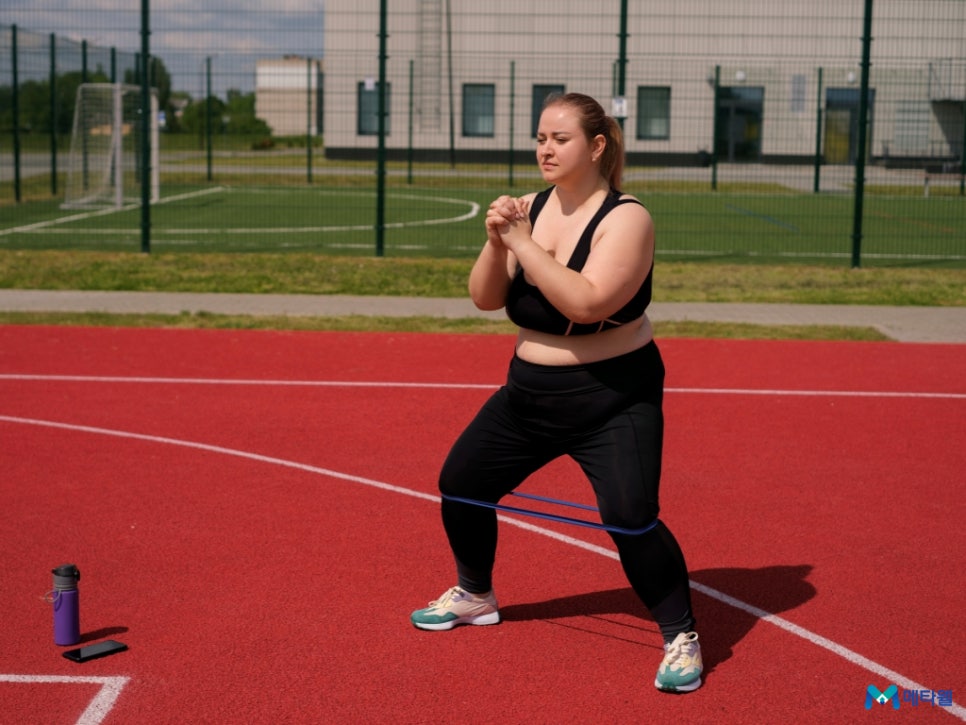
[411,93,703,693]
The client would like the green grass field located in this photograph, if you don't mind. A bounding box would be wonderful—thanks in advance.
[1,182,963,266]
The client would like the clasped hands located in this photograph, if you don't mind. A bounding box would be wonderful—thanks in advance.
[485,195,531,249]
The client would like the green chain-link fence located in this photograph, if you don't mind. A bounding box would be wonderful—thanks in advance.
[2,1,964,266]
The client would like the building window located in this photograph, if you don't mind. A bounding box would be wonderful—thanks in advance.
[357,81,391,136]
[716,86,764,161]
[790,74,806,114]
[636,86,671,140]
[463,84,495,137]
[532,84,565,137]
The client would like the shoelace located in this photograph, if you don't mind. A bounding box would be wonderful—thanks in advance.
[664,636,697,665]
[429,586,464,608]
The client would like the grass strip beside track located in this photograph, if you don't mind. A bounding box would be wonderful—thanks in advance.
[0,251,960,339]
[2,251,963,305]
[0,310,891,341]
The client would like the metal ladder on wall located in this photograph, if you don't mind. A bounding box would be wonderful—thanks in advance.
[416,0,443,131]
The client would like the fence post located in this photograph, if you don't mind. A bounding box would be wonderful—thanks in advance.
[616,0,628,132]
[850,0,874,269]
[205,56,213,182]
[711,65,720,191]
[50,33,58,197]
[307,57,313,184]
[12,25,21,203]
[407,59,413,185]
[140,0,151,253]
[375,0,388,257]
[813,67,823,193]
[960,100,965,196]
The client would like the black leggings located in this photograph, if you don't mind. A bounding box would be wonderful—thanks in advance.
[438,341,695,641]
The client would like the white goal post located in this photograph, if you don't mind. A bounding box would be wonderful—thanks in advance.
[61,83,160,210]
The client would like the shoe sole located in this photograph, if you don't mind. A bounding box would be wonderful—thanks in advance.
[412,611,501,631]
[654,676,702,693]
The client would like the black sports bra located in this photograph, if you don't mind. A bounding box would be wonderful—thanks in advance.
[504,187,653,336]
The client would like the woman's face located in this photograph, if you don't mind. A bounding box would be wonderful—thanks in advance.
[535,103,599,185]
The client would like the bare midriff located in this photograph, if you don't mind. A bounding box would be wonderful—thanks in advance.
[514,313,654,366]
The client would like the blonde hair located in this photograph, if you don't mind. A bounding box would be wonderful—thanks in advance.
[543,92,625,190]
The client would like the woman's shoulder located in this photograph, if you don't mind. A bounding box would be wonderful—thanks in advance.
[601,192,653,239]
[612,188,645,206]
[608,190,650,217]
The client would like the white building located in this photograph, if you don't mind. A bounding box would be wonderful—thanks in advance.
[321,1,965,168]
[255,56,324,137]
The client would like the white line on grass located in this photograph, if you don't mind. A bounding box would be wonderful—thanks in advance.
[2,374,964,400]
[0,187,225,237]
[3,190,479,237]
[0,674,130,725]
[1,413,962,720]
[98,191,479,235]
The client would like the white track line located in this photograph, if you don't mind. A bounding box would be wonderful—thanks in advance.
[0,413,962,720]
[0,674,129,725]
[1,374,963,400]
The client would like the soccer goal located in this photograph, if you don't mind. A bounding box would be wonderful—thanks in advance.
[61,83,160,210]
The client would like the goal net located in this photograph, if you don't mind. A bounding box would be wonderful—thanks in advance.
[62,83,160,210]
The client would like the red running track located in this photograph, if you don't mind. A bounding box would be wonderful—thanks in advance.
[1,326,964,723]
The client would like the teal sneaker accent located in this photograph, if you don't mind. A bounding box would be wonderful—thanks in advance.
[411,586,500,631]
[654,631,703,692]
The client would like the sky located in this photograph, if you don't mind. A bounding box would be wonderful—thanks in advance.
[2,0,326,97]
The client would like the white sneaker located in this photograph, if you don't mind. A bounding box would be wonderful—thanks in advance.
[410,586,500,631]
[654,631,703,692]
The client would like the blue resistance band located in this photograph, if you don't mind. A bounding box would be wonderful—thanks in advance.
[441,491,659,536]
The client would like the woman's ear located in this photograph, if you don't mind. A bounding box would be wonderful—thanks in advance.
[592,134,606,162]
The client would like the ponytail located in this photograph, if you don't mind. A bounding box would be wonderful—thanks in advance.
[600,115,625,191]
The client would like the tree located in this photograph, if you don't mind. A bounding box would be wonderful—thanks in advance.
[179,90,271,138]
[125,56,175,131]
[180,95,227,136]
[124,56,171,110]
[0,68,110,136]
[223,89,272,136]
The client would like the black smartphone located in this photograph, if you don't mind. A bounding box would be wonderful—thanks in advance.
[62,639,128,663]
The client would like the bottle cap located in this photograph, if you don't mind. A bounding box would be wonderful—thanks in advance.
[51,564,80,591]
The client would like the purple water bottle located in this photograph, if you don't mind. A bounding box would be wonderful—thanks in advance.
[51,564,81,646]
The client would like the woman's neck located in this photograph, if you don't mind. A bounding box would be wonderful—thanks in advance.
[553,175,610,215]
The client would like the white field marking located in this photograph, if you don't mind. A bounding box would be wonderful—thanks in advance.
[1,374,964,400]
[0,674,130,725]
[0,187,225,237]
[1,413,964,720]
[219,187,481,228]
[5,191,479,236]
